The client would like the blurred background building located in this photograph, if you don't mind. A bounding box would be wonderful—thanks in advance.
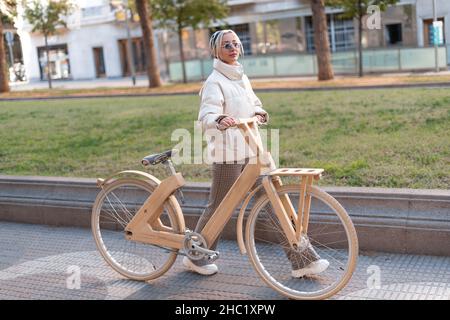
[6,0,450,82]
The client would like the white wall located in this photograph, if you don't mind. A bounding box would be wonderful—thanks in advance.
[68,23,143,79]
[15,0,149,81]
[78,0,107,7]
[19,22,145,81]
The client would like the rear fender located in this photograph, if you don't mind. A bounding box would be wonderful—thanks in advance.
[96,170,185,231]
[96,170,161,188]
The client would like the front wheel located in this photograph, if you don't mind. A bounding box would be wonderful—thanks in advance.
[245,184,358,300]
[91,178,182,281]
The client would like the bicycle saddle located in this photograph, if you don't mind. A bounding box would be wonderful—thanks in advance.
[141,149,173,166]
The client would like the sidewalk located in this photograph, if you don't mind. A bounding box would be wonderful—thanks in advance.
[0,221,449,300]
[8,70,450,93]
[9,76,153,91]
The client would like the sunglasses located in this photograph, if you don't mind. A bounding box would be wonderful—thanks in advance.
[221,42,242,50]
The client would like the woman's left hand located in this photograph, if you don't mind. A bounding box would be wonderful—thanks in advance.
[256,114,265,123]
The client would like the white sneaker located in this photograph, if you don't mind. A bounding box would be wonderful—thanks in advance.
[182,256,218,276]
[291,259,330,278]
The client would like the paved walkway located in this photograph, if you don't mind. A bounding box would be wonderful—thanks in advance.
[9,76,152,91]
[0,221,449,300]
[9,70,450,92]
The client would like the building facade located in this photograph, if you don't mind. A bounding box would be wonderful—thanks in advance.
[168,0,419,61]
[15,0,150,81]
[416,0,449,47]
[12,0,450,82]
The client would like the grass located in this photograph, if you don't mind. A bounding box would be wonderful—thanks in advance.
[0,88,449,189]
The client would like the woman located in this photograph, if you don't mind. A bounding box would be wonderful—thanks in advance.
[183,29,329,278]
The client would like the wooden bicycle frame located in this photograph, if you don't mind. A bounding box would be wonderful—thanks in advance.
[124,117,323,251]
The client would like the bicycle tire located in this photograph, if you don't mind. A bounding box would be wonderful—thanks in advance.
[245,184,358,300]
[91,178,182,281]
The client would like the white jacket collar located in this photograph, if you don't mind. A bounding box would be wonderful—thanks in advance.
[213,58,244,80]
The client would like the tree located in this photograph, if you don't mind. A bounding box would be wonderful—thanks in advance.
[23,0,74,89]
[152,0,229,83]
[135,0,162,88]
[0,0,17,93]
[310,0,334,81]
[326,0,398,77]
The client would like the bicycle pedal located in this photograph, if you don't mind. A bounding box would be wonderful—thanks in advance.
[207,251,220,262]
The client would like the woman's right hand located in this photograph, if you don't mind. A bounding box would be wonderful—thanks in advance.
[218,116,236,129]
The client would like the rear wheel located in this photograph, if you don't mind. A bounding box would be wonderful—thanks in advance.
[245,184,358,299]
[91,178,181,281]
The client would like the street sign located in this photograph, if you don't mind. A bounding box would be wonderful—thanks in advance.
[432,21,443,45]
[5,31,14,45]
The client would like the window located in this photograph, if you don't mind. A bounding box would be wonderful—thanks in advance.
[305,14,355,53]
[295,17,306,52]
[82,6,104,18]
[255,20,281,54]
[386,24,402,45]
[118,38,146,76]
[333,17,355,51]
[3,32,23,67]
[210,24,252,55]
[232,24,252,55]
[37,44,70,80]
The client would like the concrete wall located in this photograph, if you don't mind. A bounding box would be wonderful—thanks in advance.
[364,4,418,48]
[1,175,449,256]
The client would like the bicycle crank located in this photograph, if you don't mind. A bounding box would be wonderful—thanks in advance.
[183,230,220,262]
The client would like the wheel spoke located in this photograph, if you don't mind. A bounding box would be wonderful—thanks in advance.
[92,179,179,281]
[246,185,357,300]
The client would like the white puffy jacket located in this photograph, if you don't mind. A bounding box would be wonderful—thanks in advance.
[198,59,269,163]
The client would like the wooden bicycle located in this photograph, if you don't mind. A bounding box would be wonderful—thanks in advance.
[91,117,358,300]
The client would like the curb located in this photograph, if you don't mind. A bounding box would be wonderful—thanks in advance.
[0,175,449,256]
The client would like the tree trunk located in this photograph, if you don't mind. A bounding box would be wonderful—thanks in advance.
[177,26,187,83]
[310,0,334,81]
[135,0,162,88]
[358,0,363,77]
[44,34,52,89]
[0,19,10,93]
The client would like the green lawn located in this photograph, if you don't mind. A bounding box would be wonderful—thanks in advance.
[1,88,449,188]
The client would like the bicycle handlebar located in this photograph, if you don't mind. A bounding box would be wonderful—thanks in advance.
[233,116,260,128]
